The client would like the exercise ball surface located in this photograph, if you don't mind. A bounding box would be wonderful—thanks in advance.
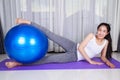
[4,24,48,63]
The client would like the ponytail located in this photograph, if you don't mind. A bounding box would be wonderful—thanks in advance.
[105,33,112,59]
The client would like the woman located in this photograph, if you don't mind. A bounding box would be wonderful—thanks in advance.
[5,18,115,68]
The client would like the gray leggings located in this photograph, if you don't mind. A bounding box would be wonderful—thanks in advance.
[31,22,77,64]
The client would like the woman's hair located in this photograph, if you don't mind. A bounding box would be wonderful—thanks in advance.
[97,23,112,59]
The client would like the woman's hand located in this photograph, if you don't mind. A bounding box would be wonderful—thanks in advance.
[106,62,115,68]
[101,56,115,68]
[89,60,103,65]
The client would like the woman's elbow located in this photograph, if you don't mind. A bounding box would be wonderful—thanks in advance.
[78,46,84,52]
[101,56,106,60]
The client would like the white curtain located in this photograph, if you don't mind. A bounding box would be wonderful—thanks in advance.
[0,0,120,52]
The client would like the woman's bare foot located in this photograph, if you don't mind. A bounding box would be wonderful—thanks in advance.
[16,18,31,24]
[5,61,23,68]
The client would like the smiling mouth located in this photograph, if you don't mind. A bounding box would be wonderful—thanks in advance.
[98,35,104,37]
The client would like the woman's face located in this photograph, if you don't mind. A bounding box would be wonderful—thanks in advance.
[97,25,108,39]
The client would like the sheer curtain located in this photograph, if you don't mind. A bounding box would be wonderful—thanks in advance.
[0,0,120,52]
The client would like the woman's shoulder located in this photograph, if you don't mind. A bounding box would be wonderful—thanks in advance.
[87,33,95,39]
[104,39,109,44]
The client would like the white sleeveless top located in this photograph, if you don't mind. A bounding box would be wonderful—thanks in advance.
[77,35,107,61]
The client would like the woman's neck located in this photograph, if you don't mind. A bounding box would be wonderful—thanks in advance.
[95,35,104,42]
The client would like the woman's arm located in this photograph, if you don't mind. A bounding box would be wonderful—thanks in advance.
[78,33,103,65]
[101,40,115,68]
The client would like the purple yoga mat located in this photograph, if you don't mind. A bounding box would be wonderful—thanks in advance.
[0,57,120,71]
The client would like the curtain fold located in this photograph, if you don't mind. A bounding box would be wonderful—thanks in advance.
[117,32,120,52]
[0,0,120,52]
[0,18,5,54]
[112,0,120,51]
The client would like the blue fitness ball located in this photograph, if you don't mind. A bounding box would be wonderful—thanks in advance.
[4,24,48,64]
